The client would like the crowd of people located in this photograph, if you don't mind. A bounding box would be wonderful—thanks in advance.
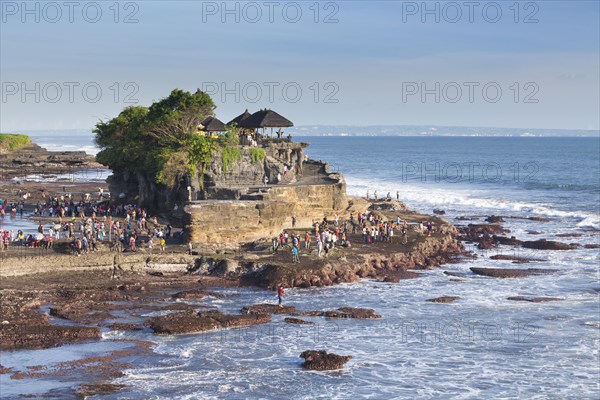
[270,210,437,263]
[0,193,175,255]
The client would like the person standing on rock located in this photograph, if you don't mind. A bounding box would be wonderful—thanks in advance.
[277,286,285,306]
[292,215,297,228]
[187,241,193,255]
[292,246,299,263]
[304,231,311,249]
[427,221,433,237]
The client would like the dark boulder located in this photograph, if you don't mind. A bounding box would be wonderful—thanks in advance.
[300,350,352,370]
[485,215,505,223]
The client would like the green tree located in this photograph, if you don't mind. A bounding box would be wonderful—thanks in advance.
[94,89,217,188]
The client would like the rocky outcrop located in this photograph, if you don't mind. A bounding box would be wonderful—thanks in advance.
[0,324,101,350]
[507,296,563,302]
[171,289,206,300]
[470,267,558,278]
[492,236,522,246]
[284,317,314,325]
[147,310,271,335]
[521,239,578,250]
[0,143,101,180]
[426,296,460,303]
[241,304,296,315]
[379,271,421,282]
[324,307,381,319]
[300,350,352,371]
[489,254,546,263]
[458,224,510,249]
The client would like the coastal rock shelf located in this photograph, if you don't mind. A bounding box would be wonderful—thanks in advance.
[0,143,102,179]
[0,324,101,351]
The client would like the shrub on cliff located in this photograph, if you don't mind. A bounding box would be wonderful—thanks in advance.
[0,133,31,152]
[249,147,266,165]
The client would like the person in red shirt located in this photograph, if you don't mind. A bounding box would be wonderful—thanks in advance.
[277,286,284,307]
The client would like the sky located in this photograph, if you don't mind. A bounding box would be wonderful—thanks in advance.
[1,0,599,132]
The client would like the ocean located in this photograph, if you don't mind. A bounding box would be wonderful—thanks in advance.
[1,133,599,399]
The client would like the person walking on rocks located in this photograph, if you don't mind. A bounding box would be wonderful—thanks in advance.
[277,286,285,307]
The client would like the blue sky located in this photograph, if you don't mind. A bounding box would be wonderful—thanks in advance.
[1,0,599,131]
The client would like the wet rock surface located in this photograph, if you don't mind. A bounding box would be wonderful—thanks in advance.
[379,271,421,282]
[492,236,523,246]
[0,324,101,351]
[507,296,563,303]
[426,296,460,303]
[300,350,352,370]
[521,239,578,250]
[241,304,297,315]
[107,323,144,331]
[0,364,13,374]
[171,289,206,300]
[470,267,558,278]
[323,307,381,319]
[489,254,547,263]
[292,307,382,319]
[443,271,471,278]
[284,317,314,325]
[147,310,272,335]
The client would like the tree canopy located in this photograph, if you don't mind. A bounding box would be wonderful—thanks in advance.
[94,89,218,187]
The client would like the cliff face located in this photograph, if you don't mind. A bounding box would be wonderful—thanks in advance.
[108,142,310,214]
[184,178,348,250]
